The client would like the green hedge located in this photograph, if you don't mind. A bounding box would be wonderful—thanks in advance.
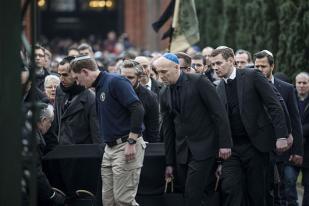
[195,0,309,78]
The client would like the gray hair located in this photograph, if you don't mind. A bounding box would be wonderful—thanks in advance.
[44,75,60,88]
[120,60,144,76]
[38,103,54,122]
[296,72,309,79]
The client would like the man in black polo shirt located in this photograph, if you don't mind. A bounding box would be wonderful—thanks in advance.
[70,56,145,206]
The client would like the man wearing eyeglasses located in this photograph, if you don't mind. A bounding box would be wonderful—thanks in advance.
[191,54,206,74]
[176,52,195,73]
[191,53,218,84]
[35,44,50,92]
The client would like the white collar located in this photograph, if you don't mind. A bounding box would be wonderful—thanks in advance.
[270,75,274,84]
[223,67,236,83]
[145,78,152,90]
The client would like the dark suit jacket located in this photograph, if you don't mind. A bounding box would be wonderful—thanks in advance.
[270,83,292,134]
[160,73,233,165]
[23,85,49,104]
[135,85,160,143]
[274,78,303,156]
[216,69,288,153]
[151,77,163,99]
[300,97,309,167]
[35,67,50,92]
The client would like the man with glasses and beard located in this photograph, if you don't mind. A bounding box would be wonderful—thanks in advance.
[191,53,217,84]
[176,52,195,74]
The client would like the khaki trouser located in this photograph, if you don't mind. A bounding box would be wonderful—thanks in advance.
[101,137,146,206]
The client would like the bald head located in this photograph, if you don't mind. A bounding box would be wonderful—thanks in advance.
[154,56,178,67]
[153,56,180,85]
[135,56,150,73]
[135,56,151,83]
[135,56,150,65]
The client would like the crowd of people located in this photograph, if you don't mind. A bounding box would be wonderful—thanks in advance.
[21,33,309,206]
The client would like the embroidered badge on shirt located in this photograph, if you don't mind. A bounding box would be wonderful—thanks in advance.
[100,92,106,102]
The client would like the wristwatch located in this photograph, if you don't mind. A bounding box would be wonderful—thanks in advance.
[127,138,137,145]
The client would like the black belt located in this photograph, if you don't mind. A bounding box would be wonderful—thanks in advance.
[106,134,142,148]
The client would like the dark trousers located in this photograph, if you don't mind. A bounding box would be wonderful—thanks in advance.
[176,155,217,206]
[221,143,269,206]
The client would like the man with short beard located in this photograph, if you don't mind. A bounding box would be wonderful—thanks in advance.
[51,56,101,145]
[191,54,217,84]
[120,59,160,143]
[255,50,303,206]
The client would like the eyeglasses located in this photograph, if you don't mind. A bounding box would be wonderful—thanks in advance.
[180,66,191,72]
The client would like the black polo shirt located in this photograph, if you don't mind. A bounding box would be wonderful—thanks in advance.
[93,71,142,143]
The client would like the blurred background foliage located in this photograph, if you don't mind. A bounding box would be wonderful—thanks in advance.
[195,0,309,79]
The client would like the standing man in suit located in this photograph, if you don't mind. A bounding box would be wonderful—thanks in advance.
[255,50,303,206]
[210,47,289,206]
[153,53,233,206]
[295,72,309,206]
[235,49,253,69]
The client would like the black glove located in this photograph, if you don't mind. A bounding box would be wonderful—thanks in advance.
[50,191,65,205]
